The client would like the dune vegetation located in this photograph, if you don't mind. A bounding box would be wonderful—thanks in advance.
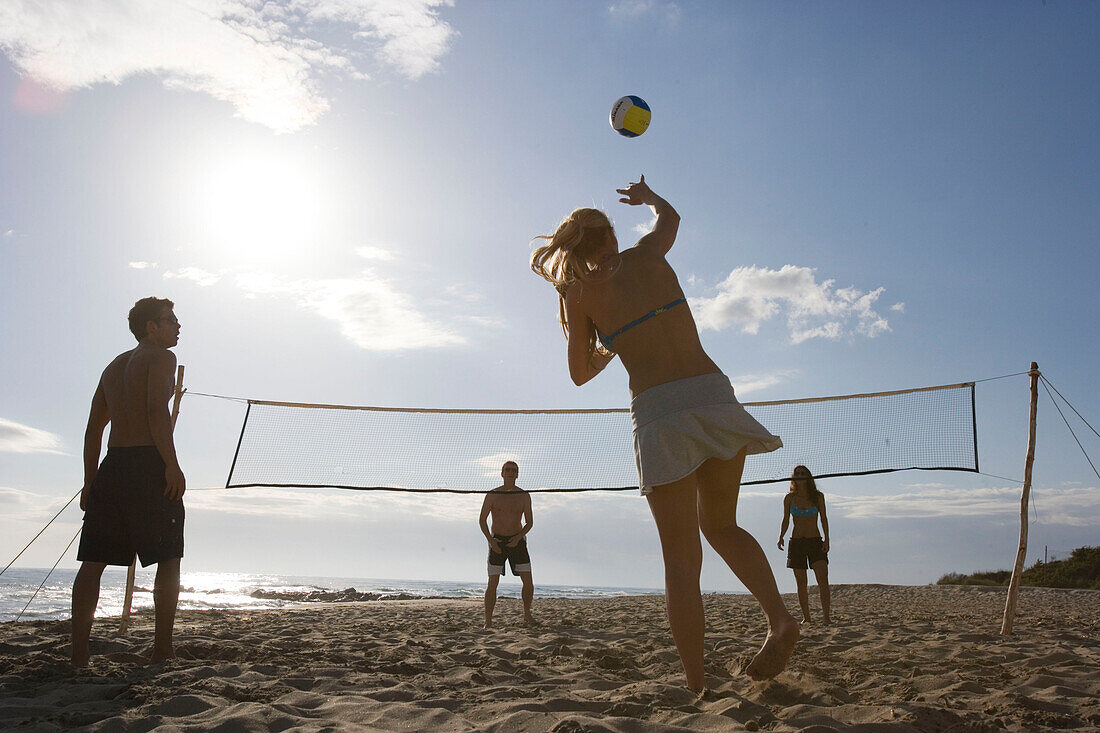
[936,546,1100,590]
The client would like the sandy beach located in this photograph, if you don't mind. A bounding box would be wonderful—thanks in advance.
[1,584,1097,731]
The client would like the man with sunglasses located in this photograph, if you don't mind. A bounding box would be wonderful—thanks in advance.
[71,297,186,667]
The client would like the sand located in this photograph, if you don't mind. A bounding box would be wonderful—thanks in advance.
[1,584,1097,731]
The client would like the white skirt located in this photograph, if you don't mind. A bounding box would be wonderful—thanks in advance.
[631,373,782,495]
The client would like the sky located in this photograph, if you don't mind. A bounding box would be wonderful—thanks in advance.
[1,1,1098,595]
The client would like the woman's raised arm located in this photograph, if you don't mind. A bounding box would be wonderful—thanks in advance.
[616,174,680,255]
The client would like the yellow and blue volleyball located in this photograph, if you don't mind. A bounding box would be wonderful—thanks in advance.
[609,95,651,137]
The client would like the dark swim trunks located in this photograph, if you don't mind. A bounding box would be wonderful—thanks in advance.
[786,537,827,570]
[77,446,185,567]
[487,534,531,576]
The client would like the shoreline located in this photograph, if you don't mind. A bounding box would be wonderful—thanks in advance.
[0,568,671,624]
[2,584,1097,731]
[9,581,1096,625]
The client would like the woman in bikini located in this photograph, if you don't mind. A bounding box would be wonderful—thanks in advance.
[531,175,799,691]
[777,465,831,625]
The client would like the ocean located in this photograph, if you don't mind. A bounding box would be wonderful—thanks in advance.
[0,567,664,623]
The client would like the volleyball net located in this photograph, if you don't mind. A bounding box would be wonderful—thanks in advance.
[222,381,978,493]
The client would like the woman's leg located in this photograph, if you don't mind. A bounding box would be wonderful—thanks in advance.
[811,560,831,624]
[646,474,706,692]
[696,450,799,680]
[792,567,811,623]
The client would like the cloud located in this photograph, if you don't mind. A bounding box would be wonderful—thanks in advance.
[187,485,481,523]
[301,0,457,79]
[690,265,894,344]
[129,261,158,270]
[3,229,13,237]
[633,215,658,237]
[187,486,372,519]
[608,1,681,25]
[164,266,223,287]
[0,417,65,455]
[235,271,286,295]
[235,268,466,350]
[454,314,506,329]
[439,284,483,303]
[891,302,906,313]
[729,370,798,396]
[531,490,653,519]
[823,485,1100,526]
[11,74,68,114]
[474,452,522,478]
[0,486,32,508]
[0,486,78,523]
[355,245,396,262]
[0,0,456,132]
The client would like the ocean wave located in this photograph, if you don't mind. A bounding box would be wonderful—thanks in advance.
[248,588,430,603]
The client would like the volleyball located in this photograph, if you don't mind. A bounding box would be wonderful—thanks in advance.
[609,95,651,137]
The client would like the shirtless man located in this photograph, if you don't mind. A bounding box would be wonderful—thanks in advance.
[71,297,186,667]
[479,461,534,627]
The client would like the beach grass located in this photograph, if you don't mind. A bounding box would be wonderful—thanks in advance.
[936,546,1100,590]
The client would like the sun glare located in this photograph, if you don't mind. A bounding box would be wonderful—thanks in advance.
[194,153,327,264]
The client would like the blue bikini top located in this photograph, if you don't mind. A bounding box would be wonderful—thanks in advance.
[596,297,687,352]
[790,505,819,518]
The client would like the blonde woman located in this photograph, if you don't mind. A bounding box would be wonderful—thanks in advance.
[531,176,798,691]
[777,465,831,625]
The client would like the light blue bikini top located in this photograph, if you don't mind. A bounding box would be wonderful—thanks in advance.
[596,298,687,352]
[790,505,819,518]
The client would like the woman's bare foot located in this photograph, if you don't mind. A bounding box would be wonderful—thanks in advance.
[148,645,175,664]
[745,617,799,681]
[693,687,714,703]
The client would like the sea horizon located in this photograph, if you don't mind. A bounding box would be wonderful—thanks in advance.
[0,567,678,623]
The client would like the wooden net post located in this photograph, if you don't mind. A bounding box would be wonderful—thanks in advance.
[118,562,137,634]
[120,364,185,633]
[1000,361,1040,636]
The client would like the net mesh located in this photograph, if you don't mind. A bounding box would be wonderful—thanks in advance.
[224,382,977,492]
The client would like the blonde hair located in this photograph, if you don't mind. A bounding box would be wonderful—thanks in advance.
[530,208,615,363]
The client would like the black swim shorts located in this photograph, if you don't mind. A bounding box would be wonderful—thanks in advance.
[786,537,827,570]
[487,534,531,576]
[77,446,185,567]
